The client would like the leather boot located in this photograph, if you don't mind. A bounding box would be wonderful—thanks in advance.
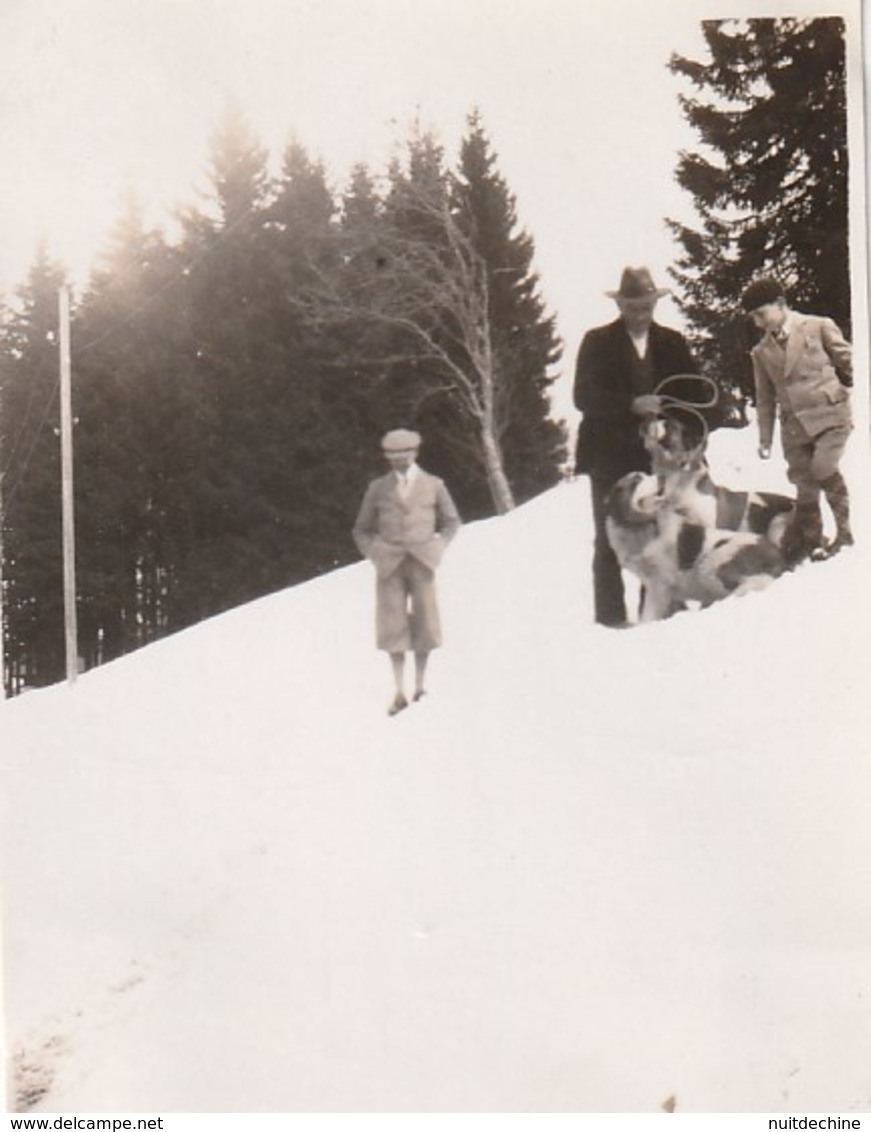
[821,471,854,554]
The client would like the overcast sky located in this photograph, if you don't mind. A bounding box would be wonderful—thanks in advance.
[0,0,865,415]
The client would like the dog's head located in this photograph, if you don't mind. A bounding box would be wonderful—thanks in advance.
[642,409,708,478]
[606,471,663,526]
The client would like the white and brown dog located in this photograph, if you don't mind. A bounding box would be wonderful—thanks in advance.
[605,416,793,623]
[641,415,794,549]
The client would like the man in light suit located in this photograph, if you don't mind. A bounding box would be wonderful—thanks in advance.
[353,428,461,716]
[741,278,854,561]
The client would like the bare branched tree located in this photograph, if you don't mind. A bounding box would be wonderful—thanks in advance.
[293,181,516,513]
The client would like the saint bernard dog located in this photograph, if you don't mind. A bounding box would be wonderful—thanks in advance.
[641,415,795,551]
[605,416,793,623]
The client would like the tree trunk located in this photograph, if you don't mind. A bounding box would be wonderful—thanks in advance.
[480,424,515,514]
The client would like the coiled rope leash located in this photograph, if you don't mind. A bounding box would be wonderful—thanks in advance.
[653,372,720,410]
[650,373,721,457]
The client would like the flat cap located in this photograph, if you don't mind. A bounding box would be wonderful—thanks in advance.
[381,428,421,452]
[740,277,785,312]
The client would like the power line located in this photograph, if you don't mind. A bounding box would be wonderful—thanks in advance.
[0,204,266,500]
[0,352,50,473]
[73,205,272,360]
[1,383,59,507]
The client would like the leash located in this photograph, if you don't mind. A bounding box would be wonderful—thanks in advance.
[653,372,720,410]
[650,373,720,455]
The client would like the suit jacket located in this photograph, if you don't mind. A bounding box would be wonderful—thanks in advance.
[573,319,699,479]
[751,312,852,447]
[353,468,462,580]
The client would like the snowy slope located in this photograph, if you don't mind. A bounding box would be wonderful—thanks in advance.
[2,426,871,1113]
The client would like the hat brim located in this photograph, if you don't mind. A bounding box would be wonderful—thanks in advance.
[606,288,670,299]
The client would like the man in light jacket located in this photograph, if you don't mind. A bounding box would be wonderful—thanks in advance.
[741,277,853,561]
[353,428,461,716]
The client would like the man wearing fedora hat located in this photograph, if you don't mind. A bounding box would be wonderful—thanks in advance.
[353,428,461,715]
[573,266,701,626]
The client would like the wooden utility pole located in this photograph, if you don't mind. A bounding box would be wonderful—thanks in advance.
[59,288,79,684]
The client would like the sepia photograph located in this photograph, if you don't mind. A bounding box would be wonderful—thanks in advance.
[0,0,869,1117]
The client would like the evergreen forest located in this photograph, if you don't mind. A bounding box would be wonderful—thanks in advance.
[0,111,567,692]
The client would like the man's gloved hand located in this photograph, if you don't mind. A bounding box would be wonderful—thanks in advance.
[758,443,772,460]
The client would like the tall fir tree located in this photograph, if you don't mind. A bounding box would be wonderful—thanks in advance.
[0,247,69,691]
[667,17,849,409]
[453,110,566,505]
[359,130,518,514]
[73,194,208,663]
[336,161,389,463]
[262,139,363,578]
[378,131,488,509]
[296,121,566,519]
[175,103,286,615]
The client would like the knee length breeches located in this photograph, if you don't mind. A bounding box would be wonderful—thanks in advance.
[376,555,442,652]
[782,416,852,494]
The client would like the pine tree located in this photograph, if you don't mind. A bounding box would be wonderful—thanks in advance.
[0,247,69,691]
[343,163,380,232]
[667,17,849,408]
[175,104,285,614]
[379,131,497,514]
[299,128,524,516]
[336,161,389,460]
[454,111,566,505]
[73,194,208,662]
[261,139,364,581]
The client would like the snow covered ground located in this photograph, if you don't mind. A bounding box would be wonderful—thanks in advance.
[2,424,870,1113]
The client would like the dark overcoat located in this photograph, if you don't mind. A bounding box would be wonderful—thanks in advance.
[573,319,699,479]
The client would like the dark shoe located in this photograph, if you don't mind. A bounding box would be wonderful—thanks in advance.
[388,694,409,717]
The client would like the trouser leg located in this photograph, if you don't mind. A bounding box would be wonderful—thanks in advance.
[781,484,823,564]
[783,422,853,559]
[376,566,413,652]
[590,476,627,626]
[404,558,442,651]
[812,425,853,550]
[782,433,824,561]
